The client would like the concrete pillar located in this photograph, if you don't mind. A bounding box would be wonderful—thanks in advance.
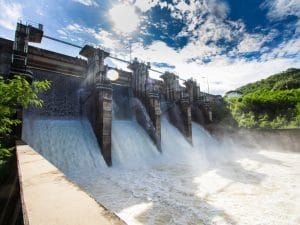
[128,59,150,98]
[180,98,192,144]
[95,84,113,166]
[128,60,161,152]
[11,22,43,77]
[160,72,193,144]
[80,45,113,166]
[160,72,180,102]
[147,92,161,151]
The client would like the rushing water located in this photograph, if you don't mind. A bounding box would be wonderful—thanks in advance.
[22,116,106,175]
[22,115,300,225]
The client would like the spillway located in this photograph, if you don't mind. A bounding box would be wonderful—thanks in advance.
[22,116,106,176]
[111,120,160,168]
[22,114,300,225]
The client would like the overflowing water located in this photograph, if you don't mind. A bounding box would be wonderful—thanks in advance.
[111,120,160,168]
[22,115,300,225]
[22,116,106,175]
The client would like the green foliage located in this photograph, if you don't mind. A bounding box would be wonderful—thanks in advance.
[210,99,237,127]
[222,68,300,129]
[237,68,300,95]
[0,75,50,161]
[225,88,300,129]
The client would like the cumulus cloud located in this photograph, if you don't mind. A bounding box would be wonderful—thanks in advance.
[0,0,22,30]
[237,31,277,53]
[93,30,123,51]
[262,0,300,20]
[65,23,123,52]
[132,0,160,12]
[72,0,98,7]
[108,2,141,35]
[128,38,300,94]
[62,0,300,95]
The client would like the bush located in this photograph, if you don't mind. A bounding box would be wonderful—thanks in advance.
[0,75,50,165]
[225,88,300,129]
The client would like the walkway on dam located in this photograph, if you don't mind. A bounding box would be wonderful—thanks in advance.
[16,141,126,225]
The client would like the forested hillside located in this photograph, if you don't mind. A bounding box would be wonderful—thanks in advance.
[237,68,300,94]
[225,68,300,129]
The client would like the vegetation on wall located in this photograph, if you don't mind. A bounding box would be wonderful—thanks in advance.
[0,75,50,182]
[224,68,300,129]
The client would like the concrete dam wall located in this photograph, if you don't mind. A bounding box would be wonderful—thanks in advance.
[2,22,300,225]
[26,69,83,117]
[1,22,217,167]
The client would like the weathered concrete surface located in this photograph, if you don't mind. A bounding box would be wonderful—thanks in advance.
[79,45,113,166]
[128,60,162,151]
[16,141,126,225]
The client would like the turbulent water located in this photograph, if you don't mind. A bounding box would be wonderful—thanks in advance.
[22,116,300,225]
[22,117,106,175]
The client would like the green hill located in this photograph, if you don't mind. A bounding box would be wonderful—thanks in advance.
[237,68,300,94]
[224,68,300,129]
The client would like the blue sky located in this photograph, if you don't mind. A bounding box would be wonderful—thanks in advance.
[0,0,299,94]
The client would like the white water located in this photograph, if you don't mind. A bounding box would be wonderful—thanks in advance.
[111,120,160,168]
[22,117,106,175]
[22,116,300,225]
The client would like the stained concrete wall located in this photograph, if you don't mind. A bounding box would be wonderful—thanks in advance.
[27,46,86,77]
[160,72,193,144]
[128,60,162,151]
[79,46,113,166]
[0,38,13,75]
[0,37,86,78]
[28,69,83,117]
[1,38,85,117]
[16,141,126,225]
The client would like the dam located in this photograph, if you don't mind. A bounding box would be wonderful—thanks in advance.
[1,22,300,225]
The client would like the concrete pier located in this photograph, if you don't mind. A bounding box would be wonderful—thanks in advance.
[160,72,193,144]
[128,59,161,150]
[179,98,192,144]
[16,141,126,225]
[147,91,161,150]
[80,45,113,166]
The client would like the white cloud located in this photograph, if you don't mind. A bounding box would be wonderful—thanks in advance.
[133,0,160,12]
[62,1,300,95]
[0,0,22,30]
[167,0,246,58]
[65,23,123,53]
[238,35,263,53]
[262,0,300,20]
[108,2,141,35]
[128,39,300,95]
[66,23,84,32]
[196,57,300,94]
[93,30,122,51]
[262,38,300,60]
[72,0,98,7]
[205,0,230,19]
[237,31,277,53]
[57,29,67,36]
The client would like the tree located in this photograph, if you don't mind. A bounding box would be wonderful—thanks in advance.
[0,75,51,161]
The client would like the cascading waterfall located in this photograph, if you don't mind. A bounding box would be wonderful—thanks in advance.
[22,85,300,225]
[69,117,300,225]
[111,120,160,168]
[22,116,106,176]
